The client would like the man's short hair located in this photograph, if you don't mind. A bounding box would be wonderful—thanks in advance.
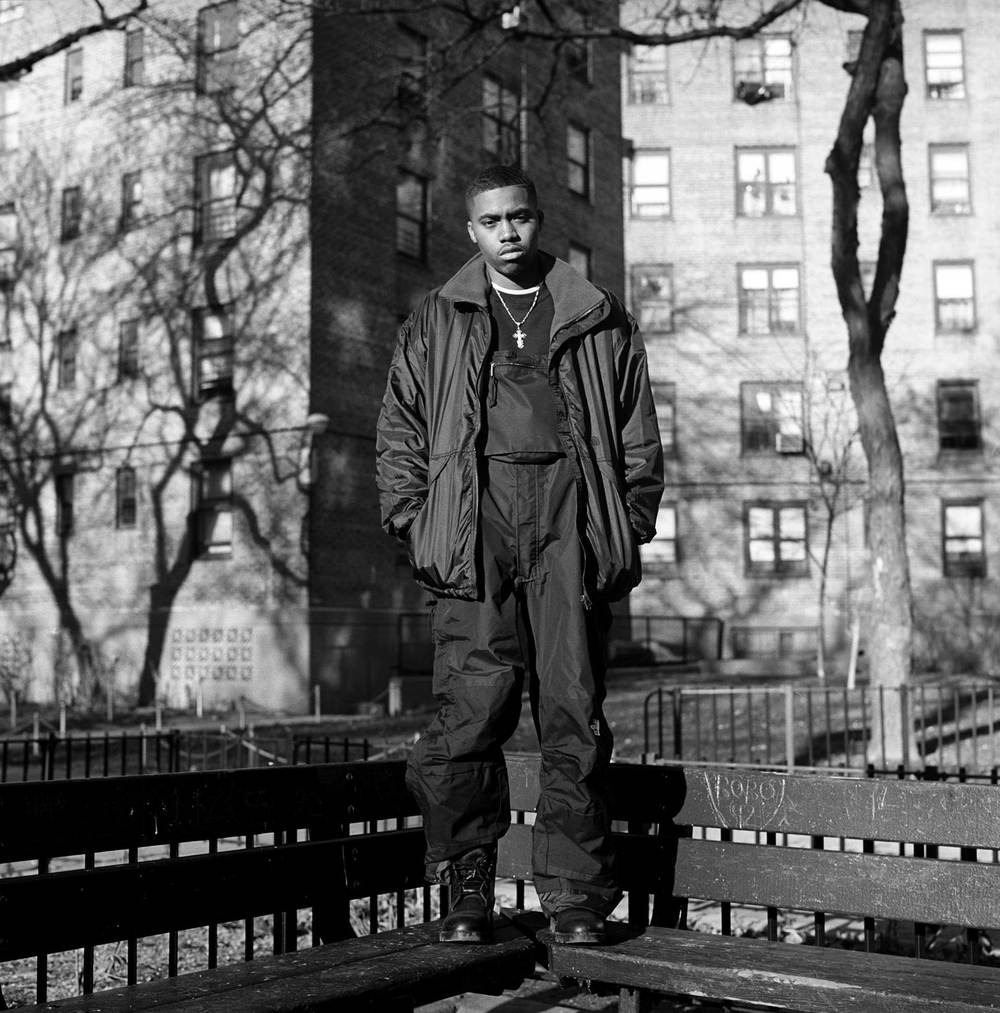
[464,164,538,209]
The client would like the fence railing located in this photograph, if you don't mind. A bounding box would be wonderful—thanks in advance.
[643,681,1000,775]
[0,728,376,782]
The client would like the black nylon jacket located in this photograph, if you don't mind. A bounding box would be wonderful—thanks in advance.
[376,252,664,601]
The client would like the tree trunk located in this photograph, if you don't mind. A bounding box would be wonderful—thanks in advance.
[825,0,914,767]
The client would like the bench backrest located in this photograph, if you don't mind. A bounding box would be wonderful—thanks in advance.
[501,756,1000,933]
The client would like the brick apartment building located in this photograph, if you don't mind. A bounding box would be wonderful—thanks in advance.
[0,0,625,712]
[621,0,1000,673]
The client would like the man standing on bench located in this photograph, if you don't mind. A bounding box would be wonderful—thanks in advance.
[376,165,663,945]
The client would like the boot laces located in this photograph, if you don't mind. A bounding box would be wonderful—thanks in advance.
[445,851,493,903]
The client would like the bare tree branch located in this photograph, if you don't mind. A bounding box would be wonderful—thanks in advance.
[0,0,148,82]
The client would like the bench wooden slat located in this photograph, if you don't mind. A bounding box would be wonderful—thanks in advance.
[506,755,1000,849]
[550,925,1000,1013]
[0,831,426,961]
[15,918,539,1012]
[672,837,1000,929]
[0,762,415,862]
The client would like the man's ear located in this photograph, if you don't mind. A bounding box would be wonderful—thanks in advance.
[467,221,477,243]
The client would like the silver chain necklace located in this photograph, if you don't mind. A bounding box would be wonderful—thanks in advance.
[493,286,540,349]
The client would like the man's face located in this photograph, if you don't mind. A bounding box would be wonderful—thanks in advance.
[466,185,543,285]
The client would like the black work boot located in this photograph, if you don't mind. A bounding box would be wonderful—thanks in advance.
[550,906,606,945]
[438,845,496,943]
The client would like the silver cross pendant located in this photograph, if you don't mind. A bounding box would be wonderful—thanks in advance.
[514,327,526,348]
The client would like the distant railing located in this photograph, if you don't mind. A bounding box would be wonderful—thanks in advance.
[643,681,1000,775]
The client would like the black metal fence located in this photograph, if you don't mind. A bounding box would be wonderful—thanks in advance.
[0,727,376,782]
[643,681,1000,775]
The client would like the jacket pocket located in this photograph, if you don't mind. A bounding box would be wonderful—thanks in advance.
[407,451,463,593]
[584,458,640,601]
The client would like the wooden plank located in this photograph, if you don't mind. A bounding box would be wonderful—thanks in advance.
[549,926,1000,1013]
[0,831,426,961]
[507,757,1000,849]
[0,762,415,862]
[15,918,539,1012]
[671,838,1000,929]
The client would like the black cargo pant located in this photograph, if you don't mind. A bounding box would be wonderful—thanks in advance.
[405,456,619,916]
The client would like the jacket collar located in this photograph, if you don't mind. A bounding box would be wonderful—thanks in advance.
[439,251,608,334]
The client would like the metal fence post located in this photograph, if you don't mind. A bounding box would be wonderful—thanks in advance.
[785,684,795,772]
[672,689,683,760]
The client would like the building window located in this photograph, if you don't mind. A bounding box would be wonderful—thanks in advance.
[65,48,83,104]
[396,26,428,113]
[734,35,793,102]
[61,187,82,241]
[746,502,808,577]
[194,458,233,558]
[396,170,428,260]
[568,242,591,279]
[630,265,673,333]
[630,150,670,218]
[194,150,236,244]
[937,380,980,452]
[741,382,804,455]
[121,171,143,231]
[193,306,234,400]
[0,2,24,24]
[116,466,137,528]
[652,381,676,458]
[0,381,11,424]
[123,27,144,87]
[565,39,591,85]
[737,148,796,216]
[55,471,74,536]
[929,144,970,214]
[482,75,519,163]
[196,1,239,94]
[0,82,19,152]
[57,329,77,389]
[118,319,140,381]
[934,261,975,332]
[925,31,965,100]
[943,500,984,577]
[642,503,678,574]
[738,265,800,335]
[567,123,591,197]
[0,203,15,284]
[627,44,668,104]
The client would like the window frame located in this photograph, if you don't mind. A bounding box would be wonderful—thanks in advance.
[737,263,801,335]
[65,47,83,104]
[396,24,429,114]
[627,44,669,104]
[121,170,143,231]
[57,328,77,390]
[192,305,235,401]
[651,380,677,459]
[565,38,592,85]
[193,457,233,559]
[566,122,591,198]
[123,27,145,87]
[642,502,679,576]
[744,500,809,578]
[942,499,985,578]
[735,146,797,217]
[933,260,976,333]
[395,169,429,262]
[193,150,237,245]
[115,466,137,529]
[118,319,140,381]
[936,379,981,453]
[630,264,673,335]
[196,0,239,95]
[55,471,75,536]
[61,186,82,242]
[629,149,671,219]
[928,142,971,215]
[0,81,19,153]
[740,381,805,456]
[924,30,965,100]
[481,74,520,164]
[733,34,793,102]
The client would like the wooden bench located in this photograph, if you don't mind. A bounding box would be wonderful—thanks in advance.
[504,759,1000,1012]
[0,761,538,1011]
